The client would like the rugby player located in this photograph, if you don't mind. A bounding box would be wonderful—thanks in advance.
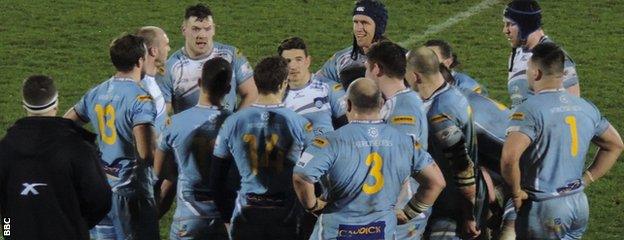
[365,41,430,239]
[64,34,159,240]
[278,37,348,134]
[136,26,171,135]
[317,0,388,84]
[425,39,488,96]
[293,77,445,239]
[502,42,623,239]
[161,3,257,113]
[406,47,486,239]
[155,58,233,239]
[502,0,580,108]
[211,56,314,239]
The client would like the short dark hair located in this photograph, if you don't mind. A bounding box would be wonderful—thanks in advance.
[424,39,460,68]
[23,75,57,107]
[439,64,456,85]
[277,37,308,56]
[366,41,407,79]
[253,56,289,94]
[339,65,366,90]
[201,57,232,106]
[185,4,212,21]
[347,78,382,113]
[109,34,146,72]
[530,42,565,76]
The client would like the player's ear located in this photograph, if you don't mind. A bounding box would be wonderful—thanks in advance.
[148,47,157,57]
[415,72,423,84]
[535,69,543,82]
[346,99,352,113]
[374,63,384,78]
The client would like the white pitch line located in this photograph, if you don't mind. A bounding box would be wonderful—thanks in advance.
[399,0,500,48]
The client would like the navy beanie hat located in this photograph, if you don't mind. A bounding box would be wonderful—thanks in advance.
[504,0,542,41]
[353,0,388,40]
[351,0,388,60]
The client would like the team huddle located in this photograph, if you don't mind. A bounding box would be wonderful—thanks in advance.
[1,0,622,240]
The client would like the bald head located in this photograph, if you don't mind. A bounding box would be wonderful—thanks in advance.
[347,77,383,114]
[407,47,440,76]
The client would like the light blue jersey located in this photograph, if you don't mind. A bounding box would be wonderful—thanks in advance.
[508,89,608,239]
[507,89,609,201]
[158,105,230,239]
[452,71,488,96]
[74,77,156,195]
[460,88,511,173]
[508,37,579,108]
[161,42,254,113]
[316,46,367,83]
[423,83,485,239]
[283,74,346,135]
[294,120,434,240]
[381,88,428,150]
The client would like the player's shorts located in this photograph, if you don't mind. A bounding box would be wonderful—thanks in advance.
[395,208,432,240]
[516,191,588,240]
[310,211,397,240]
[169,192,228,240]
[229,193,300,240]
[90,192,159,240]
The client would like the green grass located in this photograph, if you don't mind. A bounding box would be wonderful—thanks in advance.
[1,0,622,239]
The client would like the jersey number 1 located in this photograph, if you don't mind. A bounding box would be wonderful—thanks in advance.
[362,152,384,195]
[565,116,579,157]
[95,104,117,145]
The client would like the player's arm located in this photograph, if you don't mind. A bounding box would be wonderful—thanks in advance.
[293,137,333,214]
[154,148,177,219]
[64,108,88,126]
[133,124,155,166]
[563,55,580,96]
[566,84,580,97]
[501,131,531,206]
[293,173,319,211]
[72,142,112,228]
[237,77,258,109]
[401,161,446,221]
[585,124,624,185]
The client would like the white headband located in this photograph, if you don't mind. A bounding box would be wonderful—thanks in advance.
[22,92,58,114]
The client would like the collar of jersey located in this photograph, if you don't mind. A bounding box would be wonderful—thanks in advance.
[252,103,285,108]
[181,47,215,61]
[111,77,136,82]
[288,74,314,91]
[423,82,450,102]
[535,88,565,94]
[350,119,384,124]
[387,88,412,100]
[195,104,222,110]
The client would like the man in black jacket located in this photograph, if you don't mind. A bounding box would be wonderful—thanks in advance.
[0,75,111,240]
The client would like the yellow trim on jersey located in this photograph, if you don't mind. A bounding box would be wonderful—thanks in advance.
[430,114,450,124]
[333,83,343,91]
[391,115,416,125]
[511,112,525,120]
[414,141,422,150]
[305,122,313,132]
[473,86,482,94]
[136,95,153,102]
[312,137,329,148]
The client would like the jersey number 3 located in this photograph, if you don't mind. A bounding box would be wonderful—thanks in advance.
[362,152,384,195]
[95,104,117,145]
[565,116,579,157]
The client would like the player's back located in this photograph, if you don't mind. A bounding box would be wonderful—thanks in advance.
[509,90,607,200]
[74,77,156,194]
[160,105,230,215]
[323,122,419,218]
[461,88,511,172]
[382,89,429,149]
[216,104,311,199]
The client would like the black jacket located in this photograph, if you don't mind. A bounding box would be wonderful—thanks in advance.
[0,117,112,240]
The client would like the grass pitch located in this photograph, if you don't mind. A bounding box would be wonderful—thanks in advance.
[1,0,622,239]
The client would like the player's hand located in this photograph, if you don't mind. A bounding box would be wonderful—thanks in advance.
[307,198,327,217]
[512,189,528,210]
[462,219,481,239]
[395,209,409,225]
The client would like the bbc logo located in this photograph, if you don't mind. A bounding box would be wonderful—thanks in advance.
[2,218,9,237]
